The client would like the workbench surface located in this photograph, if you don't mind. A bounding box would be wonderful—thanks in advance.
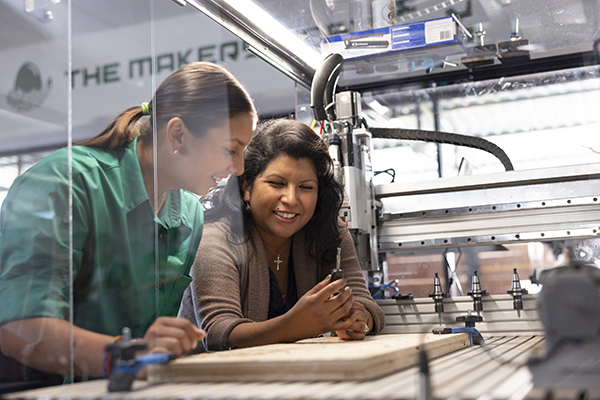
[5,336,586,400]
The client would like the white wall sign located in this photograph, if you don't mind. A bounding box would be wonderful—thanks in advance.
[1,9,295,154]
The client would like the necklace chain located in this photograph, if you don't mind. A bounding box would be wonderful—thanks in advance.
[264,238,291,271]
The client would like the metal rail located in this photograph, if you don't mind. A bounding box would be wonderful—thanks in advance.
[377,163,600,252]
[184,0,316,88]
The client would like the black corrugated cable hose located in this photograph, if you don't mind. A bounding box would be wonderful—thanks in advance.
[369,127,514,171]
[310,53,344,121]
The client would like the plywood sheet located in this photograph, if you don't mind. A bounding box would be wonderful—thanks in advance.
[147,333,469,383]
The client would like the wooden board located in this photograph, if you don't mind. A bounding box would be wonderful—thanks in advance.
[147,333,469,383]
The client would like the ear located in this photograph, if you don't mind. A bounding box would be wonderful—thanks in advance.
[240,176,251,201]
[165,117,187,153]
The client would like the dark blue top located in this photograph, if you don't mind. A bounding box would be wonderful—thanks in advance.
[267,245,298,319]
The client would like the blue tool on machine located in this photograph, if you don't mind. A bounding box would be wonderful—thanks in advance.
[111,353,175,374]
[104,327,175,392]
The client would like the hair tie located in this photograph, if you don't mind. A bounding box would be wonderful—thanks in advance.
[141,102,150,116]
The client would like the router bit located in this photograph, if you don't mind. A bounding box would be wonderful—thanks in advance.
[429,273,446,325]
[507,268,528,317]
[467,271,488,317]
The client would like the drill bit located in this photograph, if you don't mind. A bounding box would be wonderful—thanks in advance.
[429,273,445,325]
[507,268,524,318]
[470,271,483,317]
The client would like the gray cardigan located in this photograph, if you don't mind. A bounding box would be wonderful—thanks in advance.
[178,218,385,352]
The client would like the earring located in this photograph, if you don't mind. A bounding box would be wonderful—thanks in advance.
[173,149,179,154]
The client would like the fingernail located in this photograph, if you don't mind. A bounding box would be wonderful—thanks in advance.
[324,274,331,281]
[193,341,198,349]
[346,330,352,336]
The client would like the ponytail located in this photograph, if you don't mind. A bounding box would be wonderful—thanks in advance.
[77,62,256,152]
[76,106,147,151]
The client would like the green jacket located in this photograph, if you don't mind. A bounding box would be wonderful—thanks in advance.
[0,136,203,338]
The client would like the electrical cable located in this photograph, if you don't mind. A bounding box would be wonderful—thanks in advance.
[360,117,369,129]
[310,53,344,121]
[369,127,514,171]
[374,168,396,183]
[370,279,400,300]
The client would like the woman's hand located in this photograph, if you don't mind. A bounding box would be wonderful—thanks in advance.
[335,301,373,340]
[282,275,358,340]
[134,317,205,379]
[142,316,205,357]
[227,276,366,348]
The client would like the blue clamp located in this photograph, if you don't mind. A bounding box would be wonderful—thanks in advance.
[107,352,175,392]
[105,333,176,392]
[112,352,175,374]
[431,327,485,346]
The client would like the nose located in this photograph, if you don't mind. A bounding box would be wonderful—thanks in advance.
[230,153,244,176]
[281,185,299,205]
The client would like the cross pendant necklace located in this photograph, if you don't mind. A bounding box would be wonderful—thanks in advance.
[264,238,291,271]
[274,255,283,270]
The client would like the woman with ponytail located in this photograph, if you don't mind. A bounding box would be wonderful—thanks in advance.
[0,62,256,384]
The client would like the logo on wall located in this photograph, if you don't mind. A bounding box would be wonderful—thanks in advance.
[7,62,53,113]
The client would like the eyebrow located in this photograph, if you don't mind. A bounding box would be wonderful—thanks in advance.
[264,174,318,184]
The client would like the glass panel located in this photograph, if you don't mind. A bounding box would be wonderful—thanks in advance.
[1,0,281,390]
[70,0,157,378]
[0,0,73,387]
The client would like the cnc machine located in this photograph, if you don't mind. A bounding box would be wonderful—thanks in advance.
[4,0,600,399]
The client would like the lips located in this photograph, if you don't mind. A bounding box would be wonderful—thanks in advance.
[274,210,299,219]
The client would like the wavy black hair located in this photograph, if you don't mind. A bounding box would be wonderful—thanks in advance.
[202,118,345,265]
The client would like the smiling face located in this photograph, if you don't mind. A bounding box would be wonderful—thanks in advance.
[243,155,319,247]
[178,112,255,196]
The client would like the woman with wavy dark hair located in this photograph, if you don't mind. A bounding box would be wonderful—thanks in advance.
[179,119,385,351]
